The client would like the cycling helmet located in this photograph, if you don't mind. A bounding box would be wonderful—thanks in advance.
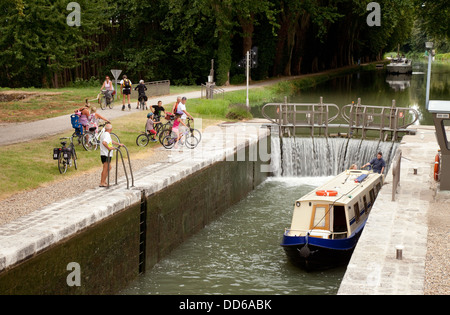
[147,112,153,118]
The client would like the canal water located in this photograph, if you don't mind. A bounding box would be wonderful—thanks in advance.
[121,60,450,295]
[121,177,346,295]
[252,60,450,125]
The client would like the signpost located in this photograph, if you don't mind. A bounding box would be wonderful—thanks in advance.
[111,69,122,100]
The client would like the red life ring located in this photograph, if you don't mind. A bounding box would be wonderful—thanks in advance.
[316,190,338,197]
[434,154,440,181]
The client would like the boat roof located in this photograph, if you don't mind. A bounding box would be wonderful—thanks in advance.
[298,170,383,205]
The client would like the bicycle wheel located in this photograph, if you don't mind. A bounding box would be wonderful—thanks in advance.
[159,128,172,144]
[136,134,149,147]
[72,146,78,170]
[190,128,202,143]
[161,135,175,149]
[107,97,114,109]
[82,132,97,151]
[99,95,106,110]
[185,134,200,149]
[110,133,120,145]
[58,154,68,174]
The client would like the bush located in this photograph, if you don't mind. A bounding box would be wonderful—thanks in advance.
[226,104,253,120]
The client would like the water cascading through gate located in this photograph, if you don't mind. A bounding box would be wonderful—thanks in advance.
[270,136,399,177]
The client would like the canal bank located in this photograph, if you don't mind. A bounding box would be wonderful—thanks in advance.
[338,125,449,295]
[0,122,270,294]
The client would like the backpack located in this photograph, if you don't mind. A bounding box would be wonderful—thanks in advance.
[123,79,131,89]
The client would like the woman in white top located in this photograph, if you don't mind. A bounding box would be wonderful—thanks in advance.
[100,76,114,104]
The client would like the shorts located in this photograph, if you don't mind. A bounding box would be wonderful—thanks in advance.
[147,129,157,135]
[172,127,179,134]
[138,95,148,102]
[101,155,112,164]
[123,88,131,95]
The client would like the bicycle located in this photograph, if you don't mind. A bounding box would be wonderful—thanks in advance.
[82,122,120,151]
[137,95,148,110]
[157,112,175,144]
[98,90,115,110]
[53,136,78,174]
[136,130,158,147]
[161,124,201,150]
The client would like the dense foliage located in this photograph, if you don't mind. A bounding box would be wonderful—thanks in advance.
[0,0,448,88]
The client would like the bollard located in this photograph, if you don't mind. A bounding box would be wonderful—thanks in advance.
[396,245,404,260]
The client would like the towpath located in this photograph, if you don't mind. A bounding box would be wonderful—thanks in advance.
[0,84,248,146]
[0,63,368,147]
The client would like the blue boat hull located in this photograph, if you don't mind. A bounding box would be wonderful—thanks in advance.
[280,223,365,270]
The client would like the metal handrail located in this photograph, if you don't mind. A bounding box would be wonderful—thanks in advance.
[341,101,419,129]
[106,145,134,189]
[262,98,340,125]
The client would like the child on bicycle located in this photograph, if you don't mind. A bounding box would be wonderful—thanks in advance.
[146,112,160,142]
[172,113,187,149]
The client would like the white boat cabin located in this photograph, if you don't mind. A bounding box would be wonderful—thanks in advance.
[285,170,384,240]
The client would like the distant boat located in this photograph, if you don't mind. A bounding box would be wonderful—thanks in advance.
[386,56,412,74]
[280,169,384,270]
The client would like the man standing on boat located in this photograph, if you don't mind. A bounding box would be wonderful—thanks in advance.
[362,152,386,174]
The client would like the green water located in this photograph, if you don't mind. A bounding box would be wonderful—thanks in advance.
[120,177,346,295]
[253,61,450,126]
[120,61,450,296]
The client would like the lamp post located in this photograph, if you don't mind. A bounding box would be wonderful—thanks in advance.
[246,51,250,110]
[425,41,433,109]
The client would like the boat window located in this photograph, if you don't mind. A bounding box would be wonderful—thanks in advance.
[310,204,330,230]
[376,183,381,195]
[369,189,375,207]
[363,196,368,214]
[333,206,347,232]
[353,202,360,223]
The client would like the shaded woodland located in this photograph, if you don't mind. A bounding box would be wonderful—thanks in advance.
[1,0,448,88]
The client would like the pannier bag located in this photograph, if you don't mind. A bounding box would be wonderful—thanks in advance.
[62,147,72,160]
[53,148,61,160]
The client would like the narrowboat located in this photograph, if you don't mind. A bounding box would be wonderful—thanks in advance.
[280,169,384,270]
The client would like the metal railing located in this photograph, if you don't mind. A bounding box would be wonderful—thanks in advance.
[262,96,419,140]
[130,80,170,99]
[341,99,419,141]
[391,149,402,201]
[201,83,225,99]
[107,145,134,189]
[262,96,340,137]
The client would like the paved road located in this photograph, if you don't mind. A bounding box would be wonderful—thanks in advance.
[0,84,251,146]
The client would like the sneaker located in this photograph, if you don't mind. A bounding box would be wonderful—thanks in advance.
[151,138,157,142]
[128,104,131,111]
[122,105,125,111]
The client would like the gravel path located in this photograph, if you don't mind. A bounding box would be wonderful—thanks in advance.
[0,147,170,226]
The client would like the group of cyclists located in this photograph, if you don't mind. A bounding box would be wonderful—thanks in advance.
[76,75,195,149]
[99,74,151,111]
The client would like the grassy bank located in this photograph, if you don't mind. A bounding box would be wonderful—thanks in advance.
[0,64,375,200]
[0,111,220,200]
[0,85,201,123]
